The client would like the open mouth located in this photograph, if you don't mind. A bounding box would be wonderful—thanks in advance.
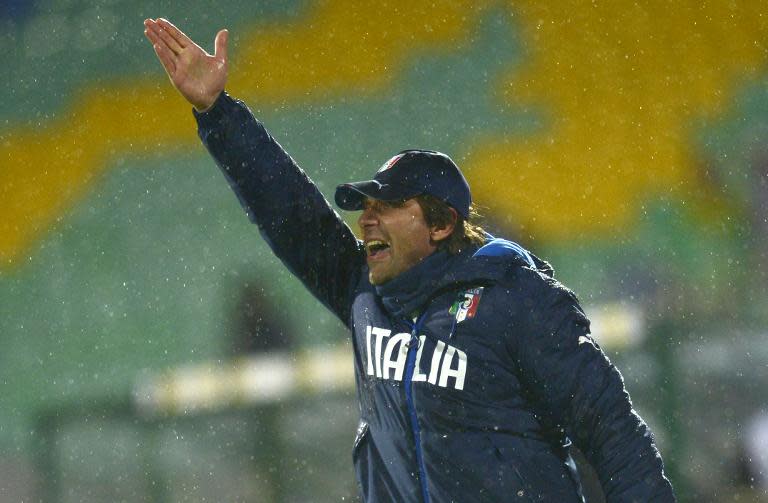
[365,240,391,258]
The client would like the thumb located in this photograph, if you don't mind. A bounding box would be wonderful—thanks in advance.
[214,29,228,62]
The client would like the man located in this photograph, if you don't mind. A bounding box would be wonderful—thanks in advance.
[144,18,675,502]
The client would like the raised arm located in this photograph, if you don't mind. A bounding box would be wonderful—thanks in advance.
[194,93,365,323]
[143,20,365,323]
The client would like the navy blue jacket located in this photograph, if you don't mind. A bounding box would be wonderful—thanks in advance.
[195,92,675,503]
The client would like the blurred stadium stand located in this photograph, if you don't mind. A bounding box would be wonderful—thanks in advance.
[2,0,768,501]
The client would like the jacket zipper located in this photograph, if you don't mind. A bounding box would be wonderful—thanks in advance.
[405,313,430,503]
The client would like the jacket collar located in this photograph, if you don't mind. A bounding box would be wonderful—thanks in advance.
[374,236,547,319]
[375,248,468,320]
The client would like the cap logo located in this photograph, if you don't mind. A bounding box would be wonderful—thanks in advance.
[377,153,405,174]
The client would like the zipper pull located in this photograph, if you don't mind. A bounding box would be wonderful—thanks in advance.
[405,316,420,348]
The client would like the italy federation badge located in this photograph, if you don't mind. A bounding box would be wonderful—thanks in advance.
[449,287,484,324]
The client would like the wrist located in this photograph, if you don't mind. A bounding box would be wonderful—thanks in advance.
[193,91,223,113]
[192,91,231,122]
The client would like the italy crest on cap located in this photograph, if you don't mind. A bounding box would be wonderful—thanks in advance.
[377,153,405,173]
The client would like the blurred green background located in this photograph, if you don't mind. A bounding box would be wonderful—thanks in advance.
[2,0,768,501]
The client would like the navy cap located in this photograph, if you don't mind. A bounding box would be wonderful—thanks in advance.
[334,150,472,218]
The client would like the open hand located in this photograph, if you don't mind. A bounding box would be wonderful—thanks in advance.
[144,18,228,111]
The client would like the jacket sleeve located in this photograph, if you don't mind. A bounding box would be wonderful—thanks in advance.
[513,275,676,502]
[194,92,365,325]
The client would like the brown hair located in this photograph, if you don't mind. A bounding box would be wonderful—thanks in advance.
[415,194,487,254]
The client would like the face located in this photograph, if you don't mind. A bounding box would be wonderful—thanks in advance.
[358,198,437,285]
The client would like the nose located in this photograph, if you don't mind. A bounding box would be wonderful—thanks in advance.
[358,206,378,229]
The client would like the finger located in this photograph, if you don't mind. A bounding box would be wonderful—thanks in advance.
[144,25,161,46]
[153,42,176,75]
[144,22,168,47]
[145,28,178,65]
[214,29,228,63]
[144,18,166,39]
[157,18,192,49]
[156,26,183,55]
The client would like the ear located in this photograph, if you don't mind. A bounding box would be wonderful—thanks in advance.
[429,207,458,243]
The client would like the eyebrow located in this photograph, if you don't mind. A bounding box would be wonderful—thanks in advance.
[363,198,408,209]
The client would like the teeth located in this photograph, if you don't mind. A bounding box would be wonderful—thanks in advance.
[365,240,389,254]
